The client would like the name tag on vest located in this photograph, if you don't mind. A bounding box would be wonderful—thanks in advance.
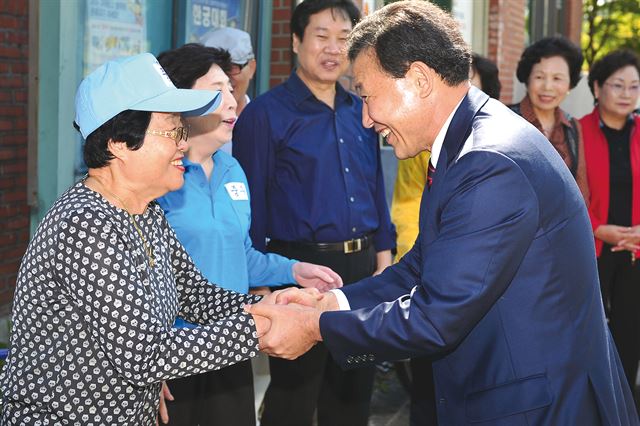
[224,182,249,200]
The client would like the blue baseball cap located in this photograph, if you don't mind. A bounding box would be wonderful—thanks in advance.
[74,53,222,139]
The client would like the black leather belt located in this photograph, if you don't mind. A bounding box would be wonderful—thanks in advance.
[269,235,371,254]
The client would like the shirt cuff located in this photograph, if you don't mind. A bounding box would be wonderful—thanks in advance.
[330,289,350,310]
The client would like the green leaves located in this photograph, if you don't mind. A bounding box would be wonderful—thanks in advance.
[582,0,640,68]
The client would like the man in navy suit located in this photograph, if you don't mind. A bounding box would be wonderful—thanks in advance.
[246,1,639,424]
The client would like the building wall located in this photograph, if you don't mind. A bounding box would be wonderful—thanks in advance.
[564,0,583,46]
[0,1,29,316]
[270,0,294,88]
[487,0,527,104]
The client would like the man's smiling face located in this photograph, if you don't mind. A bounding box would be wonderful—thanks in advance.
[353,49,431,160]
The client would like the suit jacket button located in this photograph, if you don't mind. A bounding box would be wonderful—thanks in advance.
[439,398,446,404]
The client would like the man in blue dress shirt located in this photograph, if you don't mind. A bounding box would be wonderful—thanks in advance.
[233,1,396,425]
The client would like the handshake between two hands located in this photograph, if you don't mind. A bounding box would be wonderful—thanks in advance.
[243,287,340,360]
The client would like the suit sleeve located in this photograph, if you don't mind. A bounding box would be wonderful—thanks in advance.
[334,228,425,310]
[320,151,539,367]
[233,104,273,252]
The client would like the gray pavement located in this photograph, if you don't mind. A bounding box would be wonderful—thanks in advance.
[368,366,411,426]
[254,358,411,426]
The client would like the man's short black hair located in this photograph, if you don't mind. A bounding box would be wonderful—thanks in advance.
[516,36,583,89]
[347,0,470,85]
[587,49,640,97]
[76,110,152,169]
[471,53,501,99]
[157,43,232,89]
[291,0,360,41]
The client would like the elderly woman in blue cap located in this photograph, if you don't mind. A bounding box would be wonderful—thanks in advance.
[0,53,271,425]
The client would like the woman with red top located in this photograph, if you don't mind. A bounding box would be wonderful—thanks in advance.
[580,49,640,396]
[510,36,589,201]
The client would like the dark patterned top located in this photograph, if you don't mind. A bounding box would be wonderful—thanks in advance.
[0,181,261,425]
[509,95,590,202]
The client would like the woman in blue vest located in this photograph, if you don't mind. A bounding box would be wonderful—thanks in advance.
[156,44,343,426]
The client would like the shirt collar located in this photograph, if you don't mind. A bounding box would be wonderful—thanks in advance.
[285,69,353,107]
[183,150,233,171]
[183,156,197,169]
[429,97,465,167]
[520,94,571,128]
[598,111,636,130]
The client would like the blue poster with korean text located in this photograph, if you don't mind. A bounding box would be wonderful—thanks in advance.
[185,0,245,43]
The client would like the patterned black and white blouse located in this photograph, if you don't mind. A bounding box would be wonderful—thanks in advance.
[0,181,261,425]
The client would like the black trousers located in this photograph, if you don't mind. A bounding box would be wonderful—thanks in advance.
[409,357,438,425]
[259,242,377,426]
[598,249,640,395]
[165,359,255,426]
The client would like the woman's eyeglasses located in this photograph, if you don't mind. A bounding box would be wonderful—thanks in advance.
[604,82,640,96]
[145,126,190,145]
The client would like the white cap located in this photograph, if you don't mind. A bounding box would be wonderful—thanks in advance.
[200,27,255,64]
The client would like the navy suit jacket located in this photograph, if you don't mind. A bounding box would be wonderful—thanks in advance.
[319,88,639,425]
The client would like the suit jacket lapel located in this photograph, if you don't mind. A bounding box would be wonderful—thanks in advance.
[435,87,490,175]
[420,87,490,240]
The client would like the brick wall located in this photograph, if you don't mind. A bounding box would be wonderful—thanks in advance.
[488,0,526,104]
[564,0,583,47]
[270,0,294,88]
[0,1,29,316]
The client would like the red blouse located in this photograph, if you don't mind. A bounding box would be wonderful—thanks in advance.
[580,108,640,257]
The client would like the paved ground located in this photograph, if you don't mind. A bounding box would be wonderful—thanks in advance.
[369,365,411,426]
[255,359,411,426]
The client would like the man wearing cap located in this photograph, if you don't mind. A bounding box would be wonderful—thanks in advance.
[233,1,395,425]
[0,53,272,425]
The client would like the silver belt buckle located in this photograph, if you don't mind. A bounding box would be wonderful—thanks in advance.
[343,238,362,254]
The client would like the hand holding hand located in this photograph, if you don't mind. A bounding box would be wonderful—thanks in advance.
[244,302,322,359]
[613,225,640,252]
[293,262,343,292]
[596,224,640,253]
[274,287,323,307]
[251,311,271,338]
[595,224,635,247]
[611,237,640,253]
[274,288,340,314]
